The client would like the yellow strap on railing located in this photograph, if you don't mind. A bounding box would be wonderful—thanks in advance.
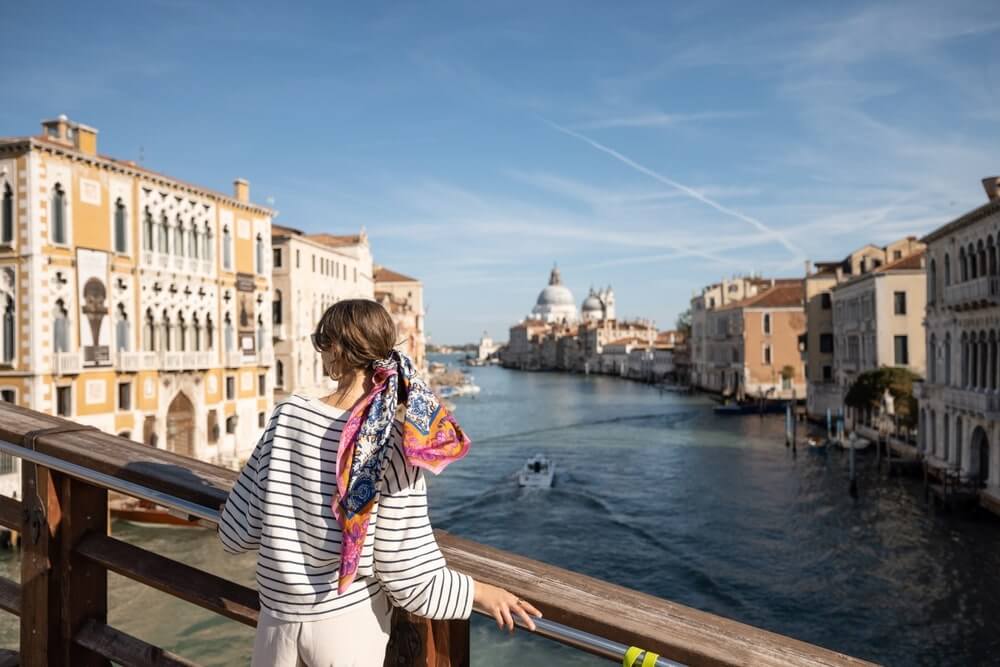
[624,646,660,667]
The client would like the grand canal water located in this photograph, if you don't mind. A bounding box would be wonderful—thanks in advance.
[3,358,1000,665]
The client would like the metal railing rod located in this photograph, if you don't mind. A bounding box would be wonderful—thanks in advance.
[0,439,219,523]
[0,438,684,666]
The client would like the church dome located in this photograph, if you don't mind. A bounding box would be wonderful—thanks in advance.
[530,264,578,323]
[537,284,575,307]
[582,293,603,312]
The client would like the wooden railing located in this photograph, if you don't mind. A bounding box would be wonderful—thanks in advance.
[0,402,875,667]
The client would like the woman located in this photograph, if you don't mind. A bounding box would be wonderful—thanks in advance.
[219,299,540,666]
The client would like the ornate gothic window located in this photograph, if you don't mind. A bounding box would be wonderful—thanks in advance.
[144,309,156,352]
[256,234,264,274]
[222,225,232,270]
[143,208,154,252]
[159,212,169,254]
[1,269,14,363]
[53,299,70,353]
[115,304,129,352]
[51,183,67,244]
[1,183,12,245]
[114,198,128,254]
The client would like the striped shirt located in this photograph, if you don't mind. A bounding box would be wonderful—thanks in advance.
[218,393,475,622]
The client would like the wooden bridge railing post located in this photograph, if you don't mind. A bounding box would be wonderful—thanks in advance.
[383,611,470,667]
[20,461,109,667]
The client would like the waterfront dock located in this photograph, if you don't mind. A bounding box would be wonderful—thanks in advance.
[0,401,874,667]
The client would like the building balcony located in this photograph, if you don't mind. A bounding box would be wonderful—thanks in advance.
[200,260,212,274]
[115,351,144,372]
[159,351,183,371]
[157,254,169,269]
[172,256,185,272]
[53,352,83,375]
[224,350,242,368]
[139,352,158,368]
[943,276,1000,311]
[943,386,1000,418]
[188,258,200,274]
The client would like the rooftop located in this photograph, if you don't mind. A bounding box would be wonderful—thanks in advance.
[719,283,804,311]
[374,266,419,283]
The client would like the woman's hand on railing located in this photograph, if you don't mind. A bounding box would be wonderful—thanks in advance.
[473,581,542,633]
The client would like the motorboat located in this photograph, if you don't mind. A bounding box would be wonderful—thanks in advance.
[803,436,830,452]
[713,400,787,415]
[518,454,556,488]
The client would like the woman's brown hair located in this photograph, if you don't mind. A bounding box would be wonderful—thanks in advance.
[312,299,398,375]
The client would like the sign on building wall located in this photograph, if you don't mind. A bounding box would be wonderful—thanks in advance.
[77,248,111,366]
[236,272,256,356]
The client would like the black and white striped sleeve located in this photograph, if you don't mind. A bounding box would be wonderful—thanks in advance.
[374,439,474,620]
[218,424,271,554]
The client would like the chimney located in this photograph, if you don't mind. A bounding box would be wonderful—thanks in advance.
[40,115,98,156]
[234,178,249,203]
[983,177,1000,202]
[804,260,812,276]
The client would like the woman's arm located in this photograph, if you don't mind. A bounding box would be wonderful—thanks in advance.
[373,439,541,631]
[217,423,271,553]
[373,439,473,619]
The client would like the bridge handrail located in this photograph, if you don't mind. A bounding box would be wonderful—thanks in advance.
[0,402,874,666]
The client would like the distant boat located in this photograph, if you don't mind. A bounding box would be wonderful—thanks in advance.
[110,497,202,528]
[804,436,829,452]
[518,454,555,488]
[713,401,787,415]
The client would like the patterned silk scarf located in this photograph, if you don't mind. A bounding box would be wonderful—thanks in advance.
[333,351,471,593]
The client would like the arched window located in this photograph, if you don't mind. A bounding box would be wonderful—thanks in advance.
[928,259,937,303]
[2,294,13,363]
[158,212,169,254]
[928,334,936,384]
[224,313,234,351]
[255,234,264,274]
[275,359,284,388]
[178,313,187,352]
[944,254,951,287]
[979,241,987,278]
[192,314,202,352]
[1,268,14,364]
[203,223,212,262]
[191,220,200,260]
[222,225,232,270]
[115,304,129,352]
[161,311,172,352]
[174,215,184,257]
[206,314,215,350]
[960,248,968,282]
[114,198,128,253]
[144,309,156,352]
[143,208,154,252]
[257,314,266,352]
[970,243,978,279]
[51,183,67,244]
[1,183,12,245]
[53,299,70,352]
[944,333,952,386]
[273,290,283,325]
[990,237,998,277]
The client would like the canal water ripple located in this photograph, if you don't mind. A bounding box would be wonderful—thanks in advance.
[2,356,999,666]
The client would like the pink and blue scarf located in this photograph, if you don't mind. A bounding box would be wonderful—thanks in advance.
[333,351,470,593]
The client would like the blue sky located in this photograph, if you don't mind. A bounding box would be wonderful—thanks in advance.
[4,1,999,344]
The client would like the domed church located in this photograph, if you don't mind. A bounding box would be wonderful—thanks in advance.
[581,286,615,322]
[530,265,578,323]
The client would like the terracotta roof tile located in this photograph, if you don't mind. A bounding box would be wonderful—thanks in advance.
[374,266,419,283]
[306,233,365,248]
[719,283,803,310]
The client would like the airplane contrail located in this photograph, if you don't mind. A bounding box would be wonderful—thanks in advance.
[544,119,804,260]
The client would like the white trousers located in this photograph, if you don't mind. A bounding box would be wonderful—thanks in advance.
[251,590,393,667]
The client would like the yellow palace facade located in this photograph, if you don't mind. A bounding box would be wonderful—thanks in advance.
[0,116,275,489]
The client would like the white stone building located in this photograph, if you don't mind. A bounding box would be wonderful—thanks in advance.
[270,225,374,399]
[831,251,927,427]
[918,177,1000,499]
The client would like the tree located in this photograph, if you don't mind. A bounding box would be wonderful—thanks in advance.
[675,308,692,336]
[844,366,919,428]
[780,365,795,381]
